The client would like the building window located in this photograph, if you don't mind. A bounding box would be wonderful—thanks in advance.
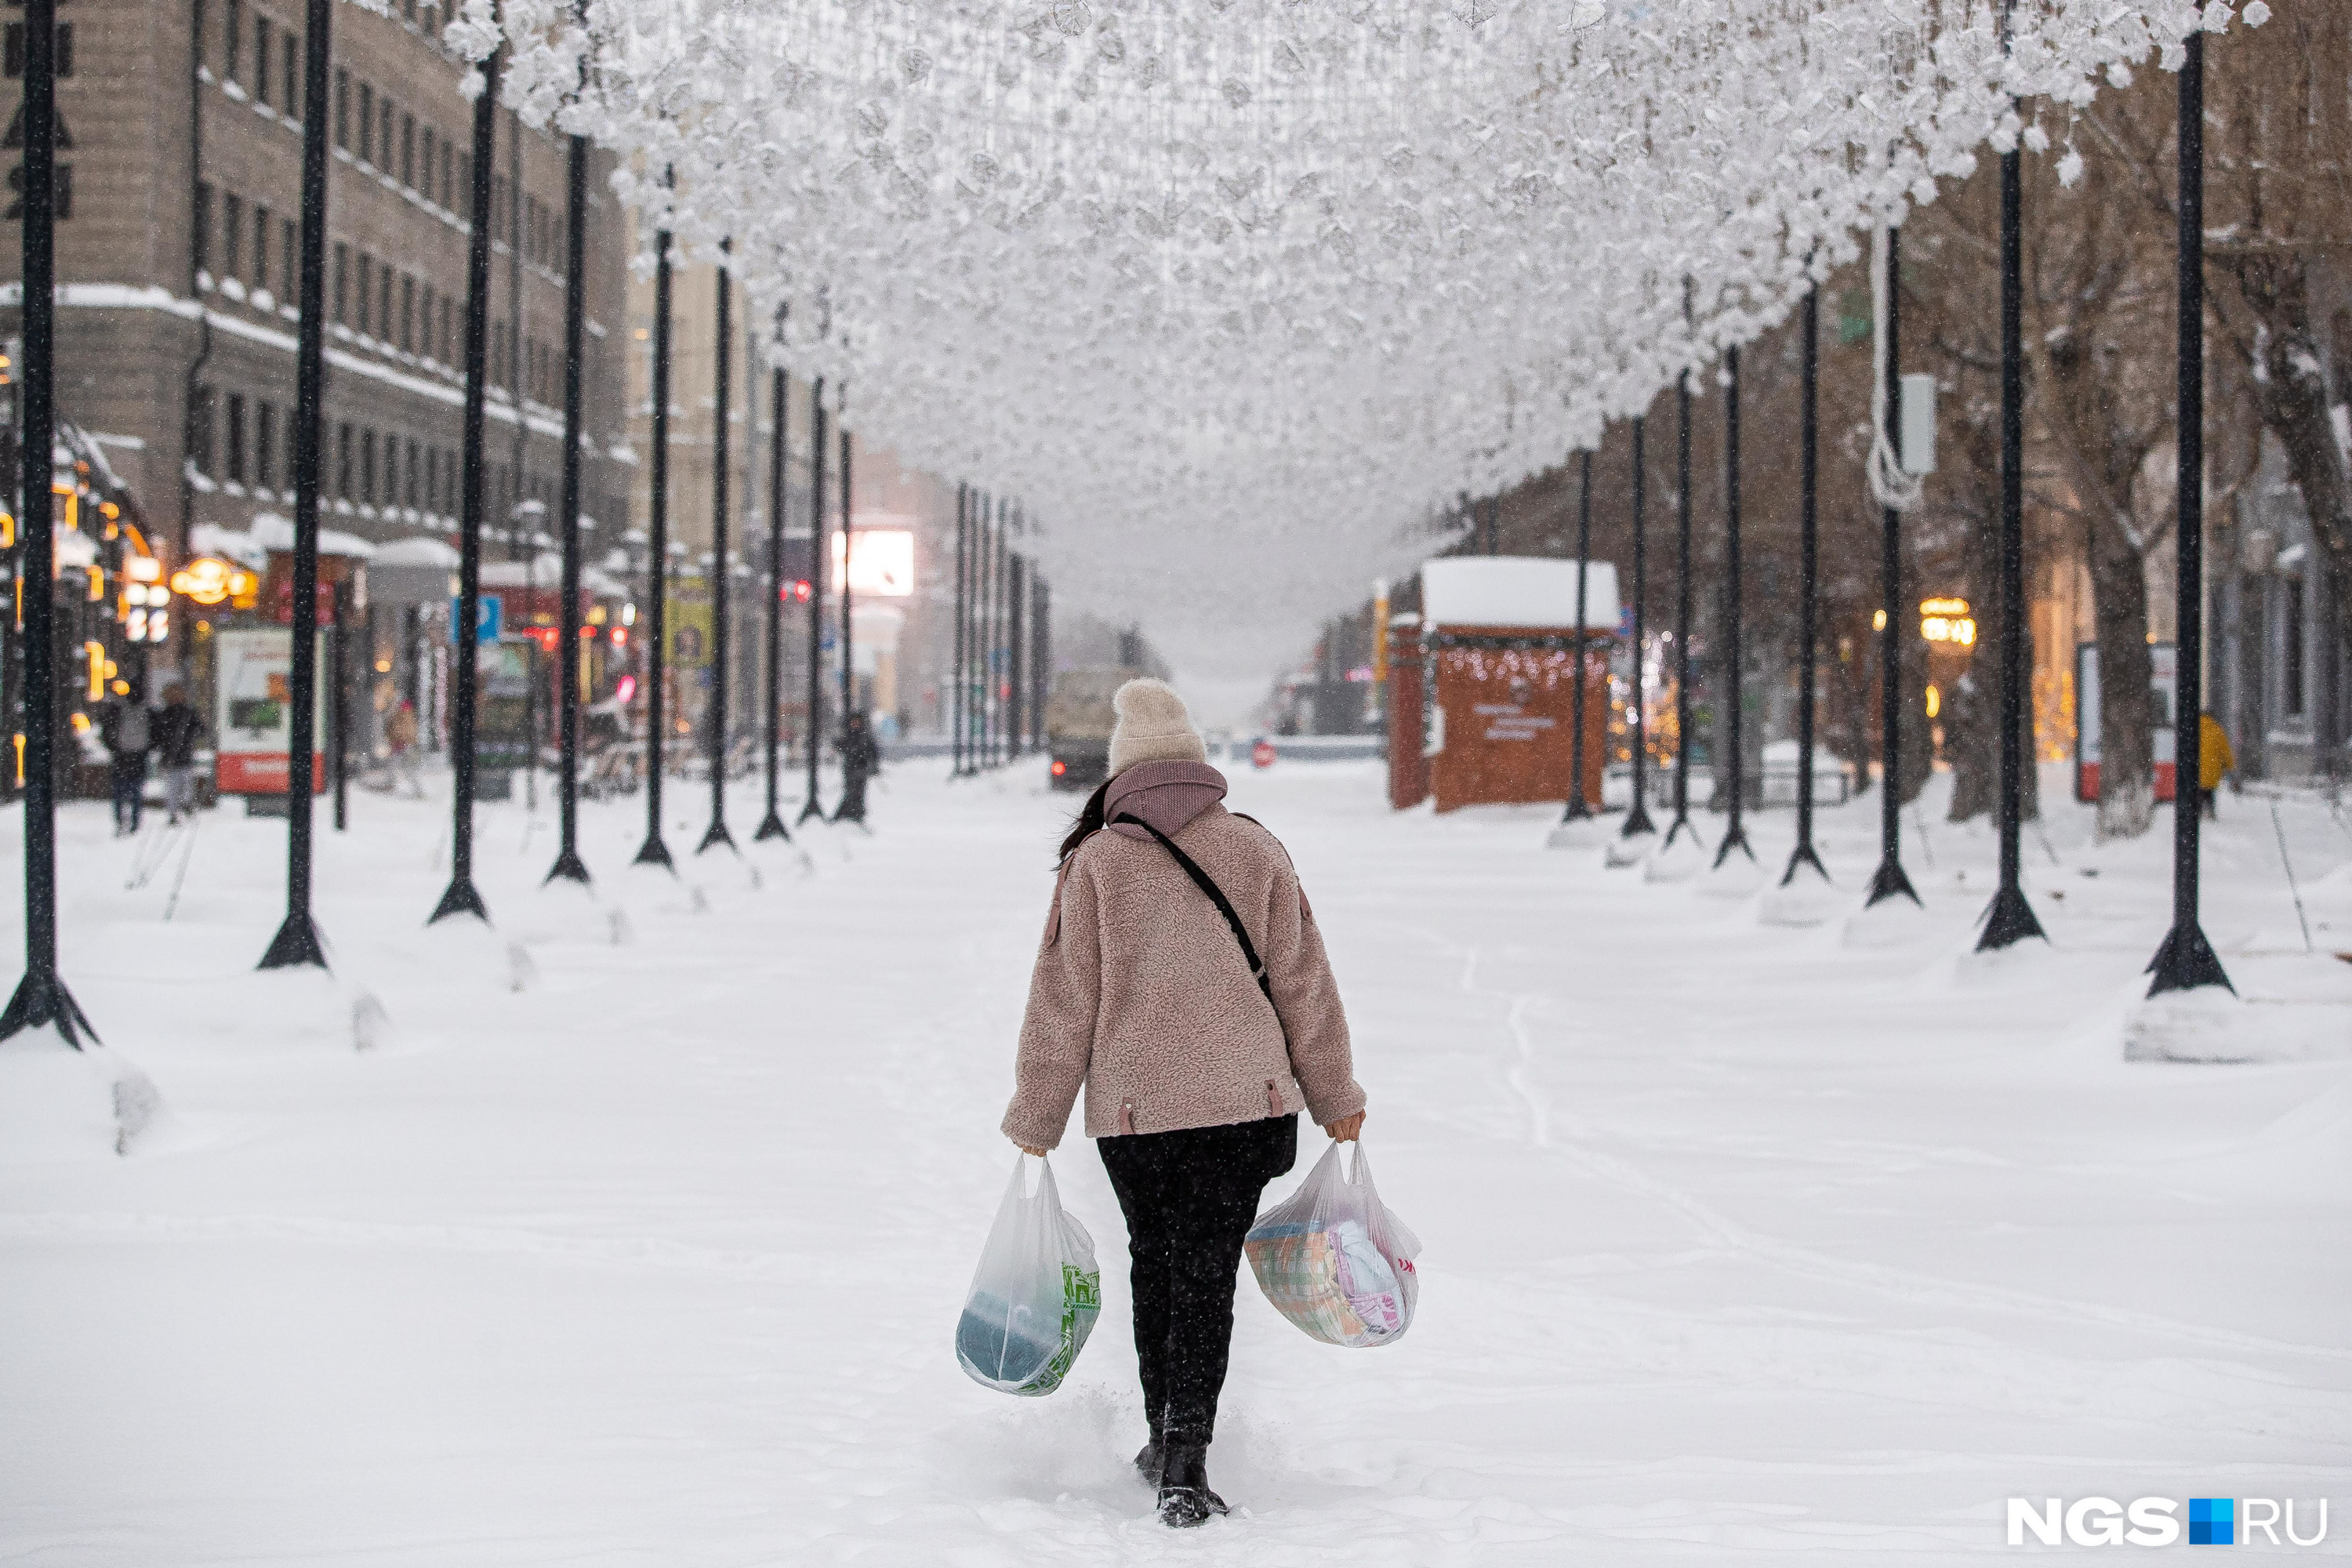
[225,394,248,484]
[334,67,349,149]
[223,0,243,82]
[361,429,376,505]
[283,34,300,118]
[426,446,439,513]
[252,17,270,105]
[419,126,434,200]
[222,194,243,279]
[0,24,60,78]
[188,386,218,476]
[252,203,271,291]
[332,243,347,322]
[336,423,353,500]
[440,296,454,363]
[419,285,436,358]
[281,217,297,296]
[256,402,276,490]
[444,144,456,208]
[405,439,420,509]
[354,253,371,335]
[378,267,392,344]
[2281,578,2306,719]
[358,83,374,164]
[401,114,415,188]
[193,182,213,274]
[380,100,396,176]
[400,275,416,352]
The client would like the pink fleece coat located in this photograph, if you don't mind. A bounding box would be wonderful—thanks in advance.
[1000,763,1368,1151]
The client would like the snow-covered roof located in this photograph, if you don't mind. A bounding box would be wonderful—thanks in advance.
[1421,557,1620,633]
[372,535,463,569]
[245,513,377,561]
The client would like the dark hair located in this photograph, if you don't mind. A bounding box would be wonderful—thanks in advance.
[1058,778,1112,865]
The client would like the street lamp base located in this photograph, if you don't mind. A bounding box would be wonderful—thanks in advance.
[259,912,332,970]
[697,820,738,855]
[543,849,593,886]
[753,811,793,842]
[632,834,676,870]
[1710,824,1755,869]
[2145,918,2234,997]
[795,797,826,826]
[1777,842,1829,887]
[427,877,492,926]
[0,964,99,1047]
[1975,884,2047,952]
[1863,855,1922,908]
[1619,801,1658,840]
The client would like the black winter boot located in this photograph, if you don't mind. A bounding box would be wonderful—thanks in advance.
[1134,1439,1163,1483]
[1156,1444,1229,1528]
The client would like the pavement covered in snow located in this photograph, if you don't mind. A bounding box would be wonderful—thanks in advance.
[2,760,2349,1565]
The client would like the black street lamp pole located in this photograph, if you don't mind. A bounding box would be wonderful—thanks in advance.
[545,99,591,886]
[1622,419,1657,840]
[1559,448,1595,824]
[330,579,348,832]
[1784,288,1829,887]
[796,383,828,824]
[1714,346,1753,867]
[1864,224,1922,908]
[951,482,967,777]
[699,252,735,855]
[0,0,96,1036]
[1031,572,1051,752]
[996,501,1011,767]
[755,363,792,841]
[2147,31,2231,996]
[1980,20,2045,947]
[837,424,854,732]
[1008,551,1026,759]
[259,0,342,964]
[427,41,502,927]
[1664,361,1700,854]
[977,495,993,768]
[632,215,676,869]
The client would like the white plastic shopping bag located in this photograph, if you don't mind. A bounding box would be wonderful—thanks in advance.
[956,1154,1102,1396]
[1245,1139,1421,1348]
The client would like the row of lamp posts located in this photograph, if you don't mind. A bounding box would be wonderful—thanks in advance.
[1546,5,2225,997]
[0,5,2234,1051]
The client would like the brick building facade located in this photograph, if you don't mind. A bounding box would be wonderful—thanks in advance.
[1,0,633,579]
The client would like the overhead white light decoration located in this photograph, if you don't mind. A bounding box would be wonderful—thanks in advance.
[428,0,2241,670]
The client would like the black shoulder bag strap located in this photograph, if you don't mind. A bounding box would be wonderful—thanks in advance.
[1110,813,1284,1039]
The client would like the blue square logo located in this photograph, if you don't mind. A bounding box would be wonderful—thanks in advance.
[2189,1497,2234,1545]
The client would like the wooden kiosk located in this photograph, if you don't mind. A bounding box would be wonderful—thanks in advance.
[1387,557,1619,813]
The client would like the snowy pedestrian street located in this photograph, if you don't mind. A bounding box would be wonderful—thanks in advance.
[3,767,2348,1565]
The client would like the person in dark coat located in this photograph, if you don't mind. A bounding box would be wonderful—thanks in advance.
[151,681,205,824]
[833,710,880,825]
[100,695,153,835]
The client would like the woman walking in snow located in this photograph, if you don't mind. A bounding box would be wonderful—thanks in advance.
[1002,677,1368,1529]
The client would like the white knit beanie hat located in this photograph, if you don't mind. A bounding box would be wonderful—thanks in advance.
[1107,678,1207,776]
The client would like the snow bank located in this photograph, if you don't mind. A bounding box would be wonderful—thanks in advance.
[0,1027,165,1161]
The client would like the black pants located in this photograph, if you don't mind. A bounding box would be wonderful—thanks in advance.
[1098,1114,1297,1449]
[110,756,144,833]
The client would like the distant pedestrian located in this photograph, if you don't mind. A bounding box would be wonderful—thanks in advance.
[2198,711,2234,820]
[384,698,425,797]
[151,681,204,825]
[833,710,879,825]
[100,695,153,835]
[1001,677,1369,1529]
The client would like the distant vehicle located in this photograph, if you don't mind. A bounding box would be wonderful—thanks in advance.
[1044,666,1143,791]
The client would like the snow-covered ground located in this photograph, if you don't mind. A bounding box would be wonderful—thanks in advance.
[2,760,2349,1565]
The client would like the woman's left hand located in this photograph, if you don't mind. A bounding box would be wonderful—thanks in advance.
[1323,1112,1366,1142]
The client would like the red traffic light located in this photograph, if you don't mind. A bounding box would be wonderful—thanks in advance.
[783,579,813,602]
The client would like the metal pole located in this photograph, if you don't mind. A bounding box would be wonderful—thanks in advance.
[975,495,992,768]
[427,41,501,925]
[1981,21,2045,946]
[257,0,340,962]
[632,210,675,868]
[796,383,827,823]
[2147,31,2231,996]
[0,0,92,1035]
[1784,288,1828,886]
[698,252,735,854]
[1008,550,1026,759]
[1032,572,1051,752]
[1664,362,1698,852]
[1621,419,1657,840]
[331,577,348,832]
[1714,347,1752,866]
[1559,448,1595,823]
[545,100,590,885]
[995,502,1010,767]
[755,363,791,840]
[951,482,967,777]
[1864,224,1922,907]
[837,423,854,732]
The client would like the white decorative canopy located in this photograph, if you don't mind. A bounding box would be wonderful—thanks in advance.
[437,0,2249,670]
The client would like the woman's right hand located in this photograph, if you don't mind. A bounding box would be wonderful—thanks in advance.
[1322,1112,1365,1142]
